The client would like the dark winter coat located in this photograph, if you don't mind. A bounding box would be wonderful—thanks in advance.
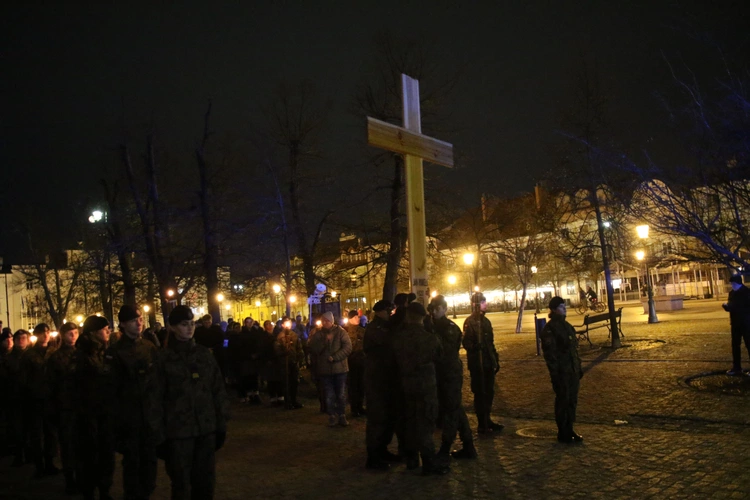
[308,325,352,376]
[46,343,77,413]
[20,342,56,400]
[723,284,750,332]
[392,321,442,399]
[540,313,583,379]
[74,332,114,418]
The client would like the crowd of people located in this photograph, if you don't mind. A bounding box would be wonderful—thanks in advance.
[0,288,590,493]
[0,305,228,499]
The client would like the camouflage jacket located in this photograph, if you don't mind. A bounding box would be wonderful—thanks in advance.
[150,338,229,442]
[345,324,366,364]
[462,313,499,373]
[46,344,77,412]
[540,313,582,378]
[433,316,463,378]
[392,322,442,399]
[106,334,159,430]
[74,333,114,417]
[21,343,57,400]
[6,346,28,400]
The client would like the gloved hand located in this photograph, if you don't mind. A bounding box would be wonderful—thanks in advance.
[155,441,169,461]
[215,431,226,451]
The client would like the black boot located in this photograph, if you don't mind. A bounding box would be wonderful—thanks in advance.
[365,449,390,471]
[438,442,452,456]
[451,442,478,459]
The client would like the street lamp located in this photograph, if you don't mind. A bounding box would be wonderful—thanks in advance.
[636,224,658,323]
[531,266,540,313]
[255,300,261,320]
[447,275,457,318]
[463,253,475,299]
[272,284,281,321]
[89,209,113,324]
[350,271,359,310]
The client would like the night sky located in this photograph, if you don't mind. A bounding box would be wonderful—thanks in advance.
[2,1,748,257]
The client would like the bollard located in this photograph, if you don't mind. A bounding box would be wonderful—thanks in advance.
[534,314,546,356]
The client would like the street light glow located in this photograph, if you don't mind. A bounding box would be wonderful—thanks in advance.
[331,291,337,298]
[635,250,645,261]
[531,266,538,273]
[474,285,480,292]
[255,300,261,307]
[636,225,650,239]
[289,295,297,303]
[431,290,438,298]
[225,304,231,310]
[76,315,84,322]
[88,210,103,223]
[142,305,150,313]
[217,293,224,302]
[167,289,175,298]
[272,284,281,294]
[463,253,474,266]
[447,275,456,285]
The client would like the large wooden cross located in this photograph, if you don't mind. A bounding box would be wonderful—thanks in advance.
[367,74,454,305]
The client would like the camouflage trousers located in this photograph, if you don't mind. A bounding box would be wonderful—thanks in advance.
[551,369,580,439]
[469,369,496,428]
[438,373,472,447]
[119,425,157,500]
[165,433,217,500]
[76,413,115,497]
[402,398,437,461]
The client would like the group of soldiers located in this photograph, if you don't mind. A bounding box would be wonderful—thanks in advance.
[0,304,229,500]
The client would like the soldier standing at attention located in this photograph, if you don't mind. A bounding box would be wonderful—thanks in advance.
[392,302,448,476]
[151,305,229,500]
[429,295,476,460]
[107,305,159,500]
[363,300,402,470]
[22,323,59,478]
[8,330,30,466]
[345,309,366,417]
[722,274,750,375]
[462,293,503,434]
[46,322,80,494]
[75,316,116,500]
[540,297,584,444]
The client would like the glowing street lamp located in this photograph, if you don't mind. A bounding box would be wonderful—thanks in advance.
[331,291,337,298]
[447,275,457,318]
[142,305,150,313]
[167,289,175,298]
[76,315,84,323]
[531,265,540,313]
[431,290,438,298]
[462,253,474,266]
[216,293,224,303]
[255,300,261,319]
[636,247,659,324]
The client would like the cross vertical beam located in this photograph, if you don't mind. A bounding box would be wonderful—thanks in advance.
[402,75,429,305]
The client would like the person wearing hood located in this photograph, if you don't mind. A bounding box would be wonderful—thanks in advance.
[540,297,584,444]
[74,315,116,500]
[106,305,159,500]
[150,305,229,500]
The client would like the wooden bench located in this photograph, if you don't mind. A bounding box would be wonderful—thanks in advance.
[575,307,623,346]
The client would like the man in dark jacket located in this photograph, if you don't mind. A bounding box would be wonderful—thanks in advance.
[107,305,159,500]
[430,295,476,459]
[346,309,366,417]
[275,320,305,410]
[22,323,58,478]
[540,297,583,444]
[75,316,116,500]
[393,302,448,476]
[151,306,229,500]
[462,293,503,434]
[363,300,402,470]
[46,322,80,493]
[722,274,750,375]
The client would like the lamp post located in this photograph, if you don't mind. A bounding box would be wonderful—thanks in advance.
[636,225,659,324]
[217,293,225,322]
[89,209,114,324]
[531,265,540,313]
[350,271,359,311]
[255,300,261,321]
[447,275,457,318]
[272,284,281,321]
[463,253,475,299]
[289,294,296,316]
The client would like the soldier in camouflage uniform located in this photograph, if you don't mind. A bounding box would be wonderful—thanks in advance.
[345,309,366,417]
[274,321,305,410]
[0,329,14,457]
[75,316,116,500]
[21,323,59,478]
[363,300,402,470]
[150,306,229,500]
[107,305,159,500]
[46,322,80,493]
[8,329,30,466]
[392,302,449,476]
[540,297,584,444]
[429,295,476,460]
[462,292,503,434]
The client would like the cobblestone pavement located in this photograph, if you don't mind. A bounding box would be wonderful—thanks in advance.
[2,299,750,499]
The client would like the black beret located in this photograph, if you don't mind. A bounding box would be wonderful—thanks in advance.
[373,300,393,312]
[118,305,140,324]
[471,292,486,304]
[548,296,565,310]
[348,310,359,319]
[0,328,12,341]
[729,275,743,284]
[169,305,194,326]
[406,302,427,317]
[393,293,410,307]
[83,315,109,334]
